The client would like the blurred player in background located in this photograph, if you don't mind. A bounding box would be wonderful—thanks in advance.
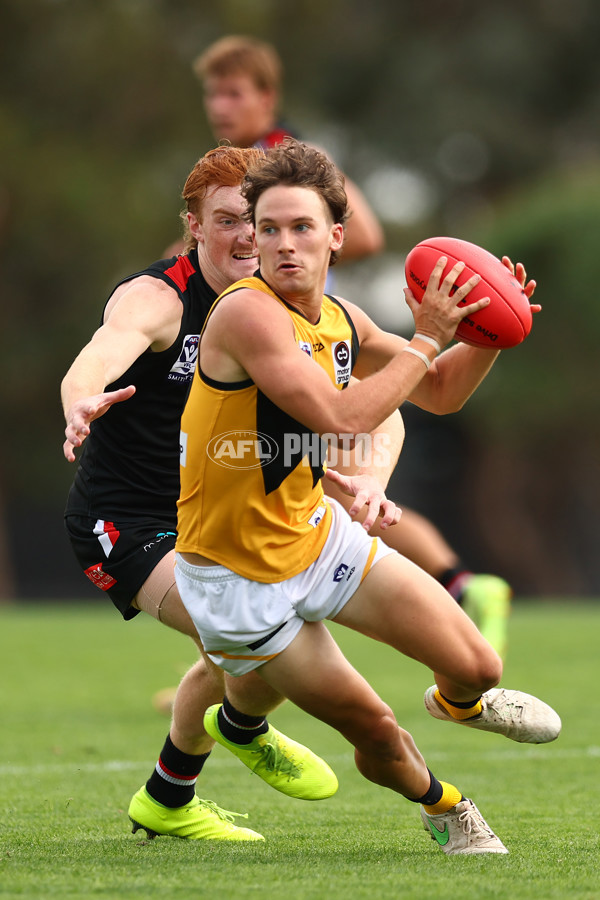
[193,34,384,262]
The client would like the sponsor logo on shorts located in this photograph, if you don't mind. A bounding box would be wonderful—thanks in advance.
[84,563,117,591]
[207,430,279,469]
[144,532,176,552]
[168,334,199,383]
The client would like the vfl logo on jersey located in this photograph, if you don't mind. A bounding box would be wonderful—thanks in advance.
[332,340,351,385]
[168,334,199,383]
[298,340,313,357]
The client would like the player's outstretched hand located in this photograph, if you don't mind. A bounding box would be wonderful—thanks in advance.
[501,256,541,311]
[403,255,491,349]
[324,469,402,531]
[63,385,136,461]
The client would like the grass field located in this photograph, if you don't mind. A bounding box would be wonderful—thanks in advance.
[1,600,598,899]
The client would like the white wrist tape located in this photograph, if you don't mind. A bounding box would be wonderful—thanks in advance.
[403,346,431,369]
[413,333,441,354]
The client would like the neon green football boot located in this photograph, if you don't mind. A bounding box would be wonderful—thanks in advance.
[204,704,338,800]
[461,574,512,659]
[128,786,264,841]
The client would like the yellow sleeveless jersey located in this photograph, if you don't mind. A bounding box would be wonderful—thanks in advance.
[176,275,359,582]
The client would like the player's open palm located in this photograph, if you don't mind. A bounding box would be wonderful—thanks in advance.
[63,385,136,461]
[501,256,540,310]
[325,469,402,531]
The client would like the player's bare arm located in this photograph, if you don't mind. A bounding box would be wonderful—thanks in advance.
[204,277,465,440]
[62,277,183,460]
[348,301,502,416]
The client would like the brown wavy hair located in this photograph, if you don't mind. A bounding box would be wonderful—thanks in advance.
[241,139,348,266]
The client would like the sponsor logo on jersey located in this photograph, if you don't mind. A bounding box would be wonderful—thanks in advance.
[298,341,325,356]
[332,340,351,384]
[168,334,199,383]
[84,563,117,591]
[207,430,279,470]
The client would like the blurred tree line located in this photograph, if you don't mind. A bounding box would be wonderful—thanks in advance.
[1,0,600,598]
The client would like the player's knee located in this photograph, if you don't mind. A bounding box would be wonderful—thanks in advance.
[356,705,401,759]
[462,644,503,694]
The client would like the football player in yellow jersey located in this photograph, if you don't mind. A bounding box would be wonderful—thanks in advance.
[175,139,560,855]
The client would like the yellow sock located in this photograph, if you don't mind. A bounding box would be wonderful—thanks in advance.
[422,781,463,816]
[435,689,482,720]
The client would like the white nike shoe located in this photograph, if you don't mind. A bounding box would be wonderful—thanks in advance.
[421,799,508,855]
[424,686,561,744]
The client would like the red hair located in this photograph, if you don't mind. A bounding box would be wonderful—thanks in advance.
[181,145,265,253]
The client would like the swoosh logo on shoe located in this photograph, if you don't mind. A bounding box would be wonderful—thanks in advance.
[425,817,449,846]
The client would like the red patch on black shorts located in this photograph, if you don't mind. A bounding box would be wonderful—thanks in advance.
[84,563,117,591]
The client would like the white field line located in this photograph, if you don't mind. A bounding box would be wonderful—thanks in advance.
[0,745,598,777]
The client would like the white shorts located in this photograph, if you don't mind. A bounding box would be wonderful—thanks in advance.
[175,498,394,675]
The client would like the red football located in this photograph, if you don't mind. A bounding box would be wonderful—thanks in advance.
[404,236,532,349]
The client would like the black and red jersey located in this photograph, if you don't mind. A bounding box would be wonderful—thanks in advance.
[253,123,298,150]
[65,250,217,523]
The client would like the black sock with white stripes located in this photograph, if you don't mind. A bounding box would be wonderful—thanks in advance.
[216,695,269,745]
[145,733,210,808]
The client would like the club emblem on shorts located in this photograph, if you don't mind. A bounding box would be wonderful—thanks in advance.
[168,334,199,383]
[93,519,120,558]
[332,340,351,385]
[333,563,348,582]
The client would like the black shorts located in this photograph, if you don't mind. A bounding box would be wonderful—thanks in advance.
[64,515,177,620]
